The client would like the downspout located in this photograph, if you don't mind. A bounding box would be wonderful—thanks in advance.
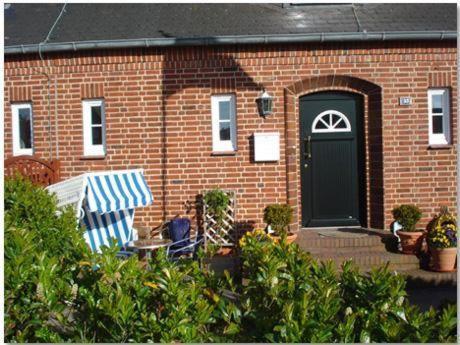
[351,4,363,33]
[31,62,53,159]
[54,78,58,159]
[35,3,66,160]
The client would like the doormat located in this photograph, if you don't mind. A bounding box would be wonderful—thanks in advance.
[316,228,368,238]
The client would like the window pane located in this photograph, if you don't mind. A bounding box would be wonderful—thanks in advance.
[432,115,443,134]
[18,108,32,149]
[91,106,102,125]
[432,94,443,113]
[315,120,327,129]
[335,119,347,129]
[332,114,341,124]
[219,101,230,120]
[92,127,103,145]
[219,122,231,141]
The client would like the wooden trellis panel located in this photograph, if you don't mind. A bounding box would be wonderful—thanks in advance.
[5,155,60,187]
[203,190,236,248]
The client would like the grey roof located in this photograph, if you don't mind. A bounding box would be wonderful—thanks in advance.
[4,3,457,54]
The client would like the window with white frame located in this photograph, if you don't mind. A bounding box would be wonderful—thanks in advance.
[83,99,106,156]
[11,103,33,156]
[312,110,351,133]
[428,88,450,145]
[211,94,237,152]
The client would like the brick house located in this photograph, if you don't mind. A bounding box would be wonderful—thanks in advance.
[4,3,457,233]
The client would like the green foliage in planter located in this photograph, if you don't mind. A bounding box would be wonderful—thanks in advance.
[392,204,422,232]
[203,189,230,225]
[263,204,293,236]
[5,177,457,343]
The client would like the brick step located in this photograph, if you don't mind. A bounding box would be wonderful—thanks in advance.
[206,256,456,289]
[402,269,457,288]
[305,245,390,255]
[297,238,386,249]
[310,251,420,271]
[295,230,397,249]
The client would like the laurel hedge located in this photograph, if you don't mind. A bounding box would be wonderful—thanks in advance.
[5,177,456,343]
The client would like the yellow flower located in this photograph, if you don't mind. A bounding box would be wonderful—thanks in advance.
[144,282,158,289]
[254,229,266,236]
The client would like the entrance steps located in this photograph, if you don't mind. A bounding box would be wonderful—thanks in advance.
[295,228,457,287]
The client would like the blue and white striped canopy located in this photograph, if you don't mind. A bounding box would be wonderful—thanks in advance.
[82,170,153,252]
[83,206,135,252]
[86,171,153,214]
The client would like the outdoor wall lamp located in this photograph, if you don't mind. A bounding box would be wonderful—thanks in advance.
[257,88,273,117]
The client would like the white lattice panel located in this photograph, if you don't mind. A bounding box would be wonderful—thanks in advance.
[203,190,236,247]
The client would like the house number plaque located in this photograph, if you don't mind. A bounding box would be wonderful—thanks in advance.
[399,97,412,106]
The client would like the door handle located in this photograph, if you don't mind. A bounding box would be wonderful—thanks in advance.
[304,136,312,159]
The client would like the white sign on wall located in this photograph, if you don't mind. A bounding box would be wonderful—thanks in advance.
[254,132,280,162]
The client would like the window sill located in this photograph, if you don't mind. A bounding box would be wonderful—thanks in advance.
[80,155,106,160]
[13,151,34,157]
[211,151,237,156]
[428,144,453,150]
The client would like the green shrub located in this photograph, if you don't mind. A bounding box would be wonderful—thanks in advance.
[5,176,91,342]
[5,177,456,343]
[239,232,341,342]
[4,177,239,343]
[392,204,422,232]
[263,204,293,236]
[238,234,457,343]
[72,247,241,343]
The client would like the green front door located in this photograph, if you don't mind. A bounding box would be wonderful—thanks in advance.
[299,92,365,227]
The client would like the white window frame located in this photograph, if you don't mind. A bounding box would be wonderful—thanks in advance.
[311,110,351,133]
[211,94,237,152]
[11,102,33,156]
[428,88,450,145]
[83,99,106,157]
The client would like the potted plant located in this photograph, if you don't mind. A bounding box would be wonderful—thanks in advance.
[392,204,423,254]
[263,204,297,244]
[203,189,233,255]
[427,207,457,272]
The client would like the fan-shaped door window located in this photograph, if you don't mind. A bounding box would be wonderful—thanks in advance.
[311,110,351,133]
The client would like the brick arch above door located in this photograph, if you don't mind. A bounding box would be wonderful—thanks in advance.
[283,75,384,231]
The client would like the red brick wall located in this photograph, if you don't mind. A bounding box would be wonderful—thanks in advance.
[4,41,457,232]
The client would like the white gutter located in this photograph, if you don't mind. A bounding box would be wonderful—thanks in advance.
[5,30,457,55]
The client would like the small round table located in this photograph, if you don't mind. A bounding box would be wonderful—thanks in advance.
[127,238,172,260]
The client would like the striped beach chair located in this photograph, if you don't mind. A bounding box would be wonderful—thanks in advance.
[47,169,153,254]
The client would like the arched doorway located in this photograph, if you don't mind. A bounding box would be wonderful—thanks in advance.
[284,75,383,230]
[299,91,366,227]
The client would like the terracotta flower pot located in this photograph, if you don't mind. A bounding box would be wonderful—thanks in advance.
[397,230,424,254]
[430,247,457,272]
[270,232,298,244]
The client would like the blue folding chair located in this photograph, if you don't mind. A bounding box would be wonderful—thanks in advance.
[165,218,203,259]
